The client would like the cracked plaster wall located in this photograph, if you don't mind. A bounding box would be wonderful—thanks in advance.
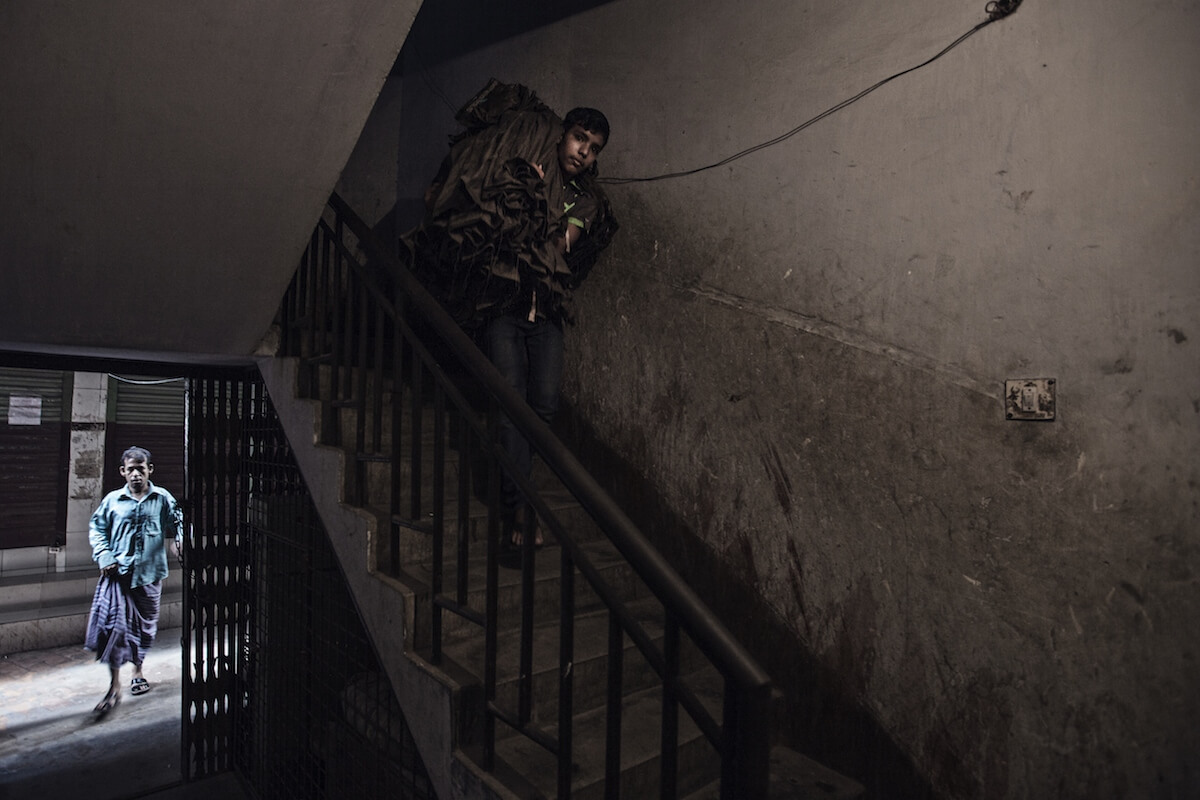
[379,0,1199,795]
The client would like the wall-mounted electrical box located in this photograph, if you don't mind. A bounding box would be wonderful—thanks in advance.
[1005,378,1056,421]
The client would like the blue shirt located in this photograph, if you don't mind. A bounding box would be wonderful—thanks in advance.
[89,482,183,588]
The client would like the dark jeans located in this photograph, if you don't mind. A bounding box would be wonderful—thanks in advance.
[485,311,564,510]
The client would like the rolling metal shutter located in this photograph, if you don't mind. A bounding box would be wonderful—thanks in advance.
[0,367,69,549]
[104,376,187,497]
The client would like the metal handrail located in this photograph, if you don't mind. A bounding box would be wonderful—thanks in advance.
[278,192,771,798]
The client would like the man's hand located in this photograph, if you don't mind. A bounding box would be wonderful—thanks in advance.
[554,224,582,255]
[101,563,119,578]
[171,540,183,566]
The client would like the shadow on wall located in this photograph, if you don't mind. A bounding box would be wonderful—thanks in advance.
[393,0,620,71]
[557,398,939,800]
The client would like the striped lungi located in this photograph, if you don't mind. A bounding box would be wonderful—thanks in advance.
[84,573,163,669]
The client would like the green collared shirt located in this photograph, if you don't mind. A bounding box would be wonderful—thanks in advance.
[89,482,183,588]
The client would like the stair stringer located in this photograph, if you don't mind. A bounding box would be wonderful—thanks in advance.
[257,356,520,800]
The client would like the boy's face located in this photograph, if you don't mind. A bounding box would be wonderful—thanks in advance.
[557,124,606,178]
[119,457,153,494]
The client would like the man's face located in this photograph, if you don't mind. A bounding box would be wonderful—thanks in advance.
[120,458,152,494]
[557,124,606,178]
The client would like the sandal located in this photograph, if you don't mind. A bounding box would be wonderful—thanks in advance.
[131,677,151,695]
[94,690,121,716]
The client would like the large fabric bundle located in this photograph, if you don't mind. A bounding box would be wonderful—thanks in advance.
[405,80,617,327]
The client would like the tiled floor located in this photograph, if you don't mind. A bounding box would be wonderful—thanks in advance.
[0,628,249,799]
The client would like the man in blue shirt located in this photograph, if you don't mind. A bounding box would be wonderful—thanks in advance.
[85,445,183,716]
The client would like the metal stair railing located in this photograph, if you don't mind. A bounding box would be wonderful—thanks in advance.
[277,192,771,799]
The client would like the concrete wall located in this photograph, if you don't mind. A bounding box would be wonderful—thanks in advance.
[0,1,418,361]
[64,373,109,572]
[381,0,1198,795]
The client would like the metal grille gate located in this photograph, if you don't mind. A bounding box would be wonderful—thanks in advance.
[185,372,436,799]
[185,373,250,778]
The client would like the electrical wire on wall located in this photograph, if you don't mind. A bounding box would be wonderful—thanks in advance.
[599,0,1024,186]
[107,374,185,385]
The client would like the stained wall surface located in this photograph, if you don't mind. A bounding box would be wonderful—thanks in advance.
[384,0,1199,795]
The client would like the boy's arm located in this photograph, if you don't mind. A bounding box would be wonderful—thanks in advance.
[559,191,600,254]
[559,223,584,254]
[164,492,184,562]
[88,499,117,572]
[561,186,615,289]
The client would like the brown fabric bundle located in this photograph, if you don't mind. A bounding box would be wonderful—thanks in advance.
[404,80,616,327]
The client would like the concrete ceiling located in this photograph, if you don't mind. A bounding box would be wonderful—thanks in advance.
[0,2,421,365]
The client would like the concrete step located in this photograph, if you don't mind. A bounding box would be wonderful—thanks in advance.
[375,491,602,570]
[331,388,463,459]
[368,446,604,569]
[442,594,708,737]
[681,745,865,799]
[493,665,726,800]
[406,538,650,649]
[303,360,482,454]
[0,571,184,655]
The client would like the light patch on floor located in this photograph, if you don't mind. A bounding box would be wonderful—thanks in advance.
[0,628,183,798]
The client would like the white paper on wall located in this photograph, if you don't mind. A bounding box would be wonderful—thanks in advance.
[8,395,42,425]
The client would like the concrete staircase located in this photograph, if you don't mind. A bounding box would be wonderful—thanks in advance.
[258,355,862,799]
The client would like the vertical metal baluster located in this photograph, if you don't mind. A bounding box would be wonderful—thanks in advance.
[606,611,624,800]
[660,612,680,799]
[389,283,405,576]
[338,218,354,403]
[354,277,369,505]
[409,344,424,520]
[372,297,385,455]
[558,546,576,799]
[211,378,228,774]
[323,229,340,444]
[182,378,197,778]
[456,415,470,606]
[518,498,535,726]
[483,413,501,771]
[720,678,771,800]
[305,229,320,369]
[430,383,446,665]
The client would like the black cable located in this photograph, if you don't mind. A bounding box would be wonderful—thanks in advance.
[599,0,1023,186]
